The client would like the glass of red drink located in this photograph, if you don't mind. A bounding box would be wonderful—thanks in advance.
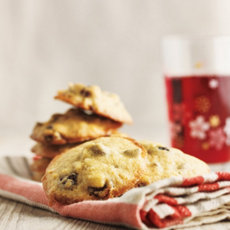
[162,36,230,163]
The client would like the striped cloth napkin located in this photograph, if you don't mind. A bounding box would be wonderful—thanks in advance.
[1,156,230,229]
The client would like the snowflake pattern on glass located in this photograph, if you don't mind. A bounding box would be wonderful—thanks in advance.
[194,96,211,113]
[209,128,226,150]
[189,116,210,140]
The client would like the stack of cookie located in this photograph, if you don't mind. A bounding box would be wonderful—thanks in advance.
[30,83,133,181]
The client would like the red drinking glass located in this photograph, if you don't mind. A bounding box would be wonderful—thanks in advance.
[162,36,230,163]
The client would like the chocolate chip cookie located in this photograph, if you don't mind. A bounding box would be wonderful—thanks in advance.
[55,83,133,124]
[42,136,149,204]
[30,108,122,145]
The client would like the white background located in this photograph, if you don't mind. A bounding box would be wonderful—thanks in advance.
[1,0,230,154]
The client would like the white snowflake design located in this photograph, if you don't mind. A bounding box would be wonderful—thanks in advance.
[209,128,226,150]
[209,79,219,89]
[189,116,210,140]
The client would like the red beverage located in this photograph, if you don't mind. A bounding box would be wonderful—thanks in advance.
[165,75,230,163]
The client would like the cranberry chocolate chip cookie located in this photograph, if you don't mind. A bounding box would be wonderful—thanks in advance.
[139,140,210,183]
[55,83,133,124]
[30,108,122,145]
[42,136,150,204]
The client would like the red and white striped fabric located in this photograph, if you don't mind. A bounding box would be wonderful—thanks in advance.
[1,156,230,229]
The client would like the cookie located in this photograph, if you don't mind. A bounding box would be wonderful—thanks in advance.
[30,108,122,145]
[30,156,51,172]
[31,143,79,158]
[30,156,52,182]
[42,136,149,204]
[139,140,210,182]
[55,83,133,124]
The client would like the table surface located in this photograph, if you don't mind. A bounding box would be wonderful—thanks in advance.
[0,137,230,230]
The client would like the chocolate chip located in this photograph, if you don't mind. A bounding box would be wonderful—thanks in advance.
[88,184,108,198]
[60,173,78,186]
[51,114,60,122]
[67,173,78,184]
[44,135,53,142]
[80,88,91,97]
[46,125,53,129]
[36,122,43,126]
[137,182,148,187]
[158,146,170,151]
[89,105,94,111]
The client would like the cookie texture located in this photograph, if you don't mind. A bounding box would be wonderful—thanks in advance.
[55,83,133,124]
[31,143,79,158]
[30,108,122,145]
[42,136,149,204]
[139,140,210,182]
